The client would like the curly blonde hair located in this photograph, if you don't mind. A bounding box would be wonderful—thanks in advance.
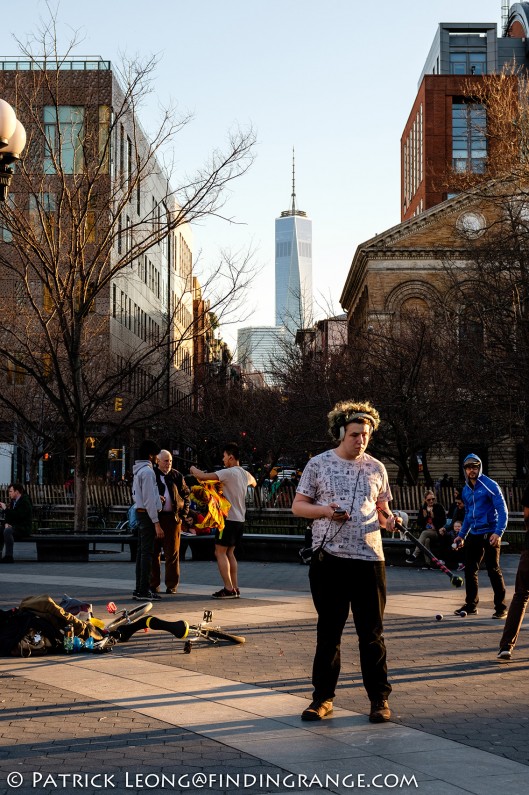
[327,400,380,440]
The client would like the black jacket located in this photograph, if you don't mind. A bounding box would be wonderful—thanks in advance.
[4,493,33,537]
[154,467,190,520]
[417,502,446,532]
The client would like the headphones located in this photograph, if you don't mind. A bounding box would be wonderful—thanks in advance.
[331,412,375,441]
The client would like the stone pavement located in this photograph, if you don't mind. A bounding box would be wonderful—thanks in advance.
[0,545,528,795]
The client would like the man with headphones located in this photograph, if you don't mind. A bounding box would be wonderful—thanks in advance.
[292,400,397,724]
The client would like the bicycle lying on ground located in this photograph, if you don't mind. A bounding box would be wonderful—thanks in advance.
[104,603,246,654]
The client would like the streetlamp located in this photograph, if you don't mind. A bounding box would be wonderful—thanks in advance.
[0,97,26,202]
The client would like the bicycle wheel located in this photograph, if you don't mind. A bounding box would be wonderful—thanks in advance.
[105,602,152,631]
[191,625,245,644]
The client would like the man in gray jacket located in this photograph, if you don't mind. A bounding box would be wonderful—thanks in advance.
[132,439,164,601]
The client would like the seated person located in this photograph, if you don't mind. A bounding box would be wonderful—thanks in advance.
[449,520,465,571]
[445,490,465,530]
[406,490,447,568]
[0,483,33,564]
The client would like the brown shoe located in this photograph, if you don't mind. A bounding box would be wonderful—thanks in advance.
[369,699,391,723]
[301,699,333,721]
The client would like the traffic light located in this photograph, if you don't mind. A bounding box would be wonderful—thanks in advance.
[43,452,51,461]
[114,397,123,412]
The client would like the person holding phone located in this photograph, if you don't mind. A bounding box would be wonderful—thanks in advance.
[292,400,397,725]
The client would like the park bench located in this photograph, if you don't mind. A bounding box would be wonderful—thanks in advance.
[180,532,409,565]
[26,529,137,562]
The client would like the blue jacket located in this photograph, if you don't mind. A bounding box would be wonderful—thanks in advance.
[458,454,508,539]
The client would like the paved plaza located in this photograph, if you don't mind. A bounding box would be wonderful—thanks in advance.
[1,544,528,795]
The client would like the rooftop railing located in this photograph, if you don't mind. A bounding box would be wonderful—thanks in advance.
[0,58,111,71]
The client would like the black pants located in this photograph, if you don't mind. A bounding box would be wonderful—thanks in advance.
[135,515,156,595]
[464,532,506,611]
[500,549,529,651]
[308,551,391,703]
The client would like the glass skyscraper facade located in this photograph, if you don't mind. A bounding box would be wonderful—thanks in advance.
[237,326,285,386]
[275,156,312,334]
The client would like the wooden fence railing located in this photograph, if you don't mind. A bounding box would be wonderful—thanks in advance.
[0,481,526,514]
[249,483,528,514]
[0,483,132,507]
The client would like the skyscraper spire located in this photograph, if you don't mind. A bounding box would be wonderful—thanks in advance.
[291,147,296,214]
[280,148,306,218]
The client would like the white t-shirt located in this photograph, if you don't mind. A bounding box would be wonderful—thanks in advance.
[215,466,256,522]
[296,449,392,561]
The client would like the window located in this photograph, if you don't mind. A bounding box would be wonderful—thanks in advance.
[0,195,14,242]
[44,106,85,174]
[98,105,110,173]
[29,193,56,238]
[459,313,484,357]
[125,214,131,253]
[43,284,53,313]
[127,136,132,194]
[452,101,487,173]
[6,360,25,385]
[85,197,97,244]
[403,104,423,207]
[450,52,487,75]
[119,124,124,178]
[276,241,292,258]
[179,234,192,280]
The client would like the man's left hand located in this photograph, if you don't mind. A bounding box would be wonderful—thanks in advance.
[489,533,501,547]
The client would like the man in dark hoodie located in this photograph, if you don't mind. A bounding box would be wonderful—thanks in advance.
[453,454,508,618]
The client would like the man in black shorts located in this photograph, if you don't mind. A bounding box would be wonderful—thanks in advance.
[190,443,256,598]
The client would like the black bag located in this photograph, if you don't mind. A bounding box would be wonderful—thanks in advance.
[0,609,62,657]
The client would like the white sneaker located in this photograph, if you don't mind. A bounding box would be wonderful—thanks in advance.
[457,563,465,571]
[497,648,512,661]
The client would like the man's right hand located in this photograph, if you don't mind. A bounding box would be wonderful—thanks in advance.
[154,523,164,539]
[453,536,464,549]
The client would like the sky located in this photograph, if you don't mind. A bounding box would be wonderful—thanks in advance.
[0,0,505,351]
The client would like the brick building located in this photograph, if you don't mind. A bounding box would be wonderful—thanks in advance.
[340,5,529,482]
[0,56,195,480]
[401,12,529,221]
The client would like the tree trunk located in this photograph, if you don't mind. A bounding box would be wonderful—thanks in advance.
[422,451,434,488]
[74,434,88,533]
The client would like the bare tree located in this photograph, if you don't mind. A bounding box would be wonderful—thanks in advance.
[0,15,257,528]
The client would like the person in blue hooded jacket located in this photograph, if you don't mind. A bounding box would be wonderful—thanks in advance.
[453,454,508,618]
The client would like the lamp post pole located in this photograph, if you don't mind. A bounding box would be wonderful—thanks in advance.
[0,97,26,481]
[0,97,26,202]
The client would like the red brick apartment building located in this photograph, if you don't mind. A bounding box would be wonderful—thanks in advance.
[401,9,529,221]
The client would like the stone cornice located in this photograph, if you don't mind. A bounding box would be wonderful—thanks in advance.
[365,248,469,260]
